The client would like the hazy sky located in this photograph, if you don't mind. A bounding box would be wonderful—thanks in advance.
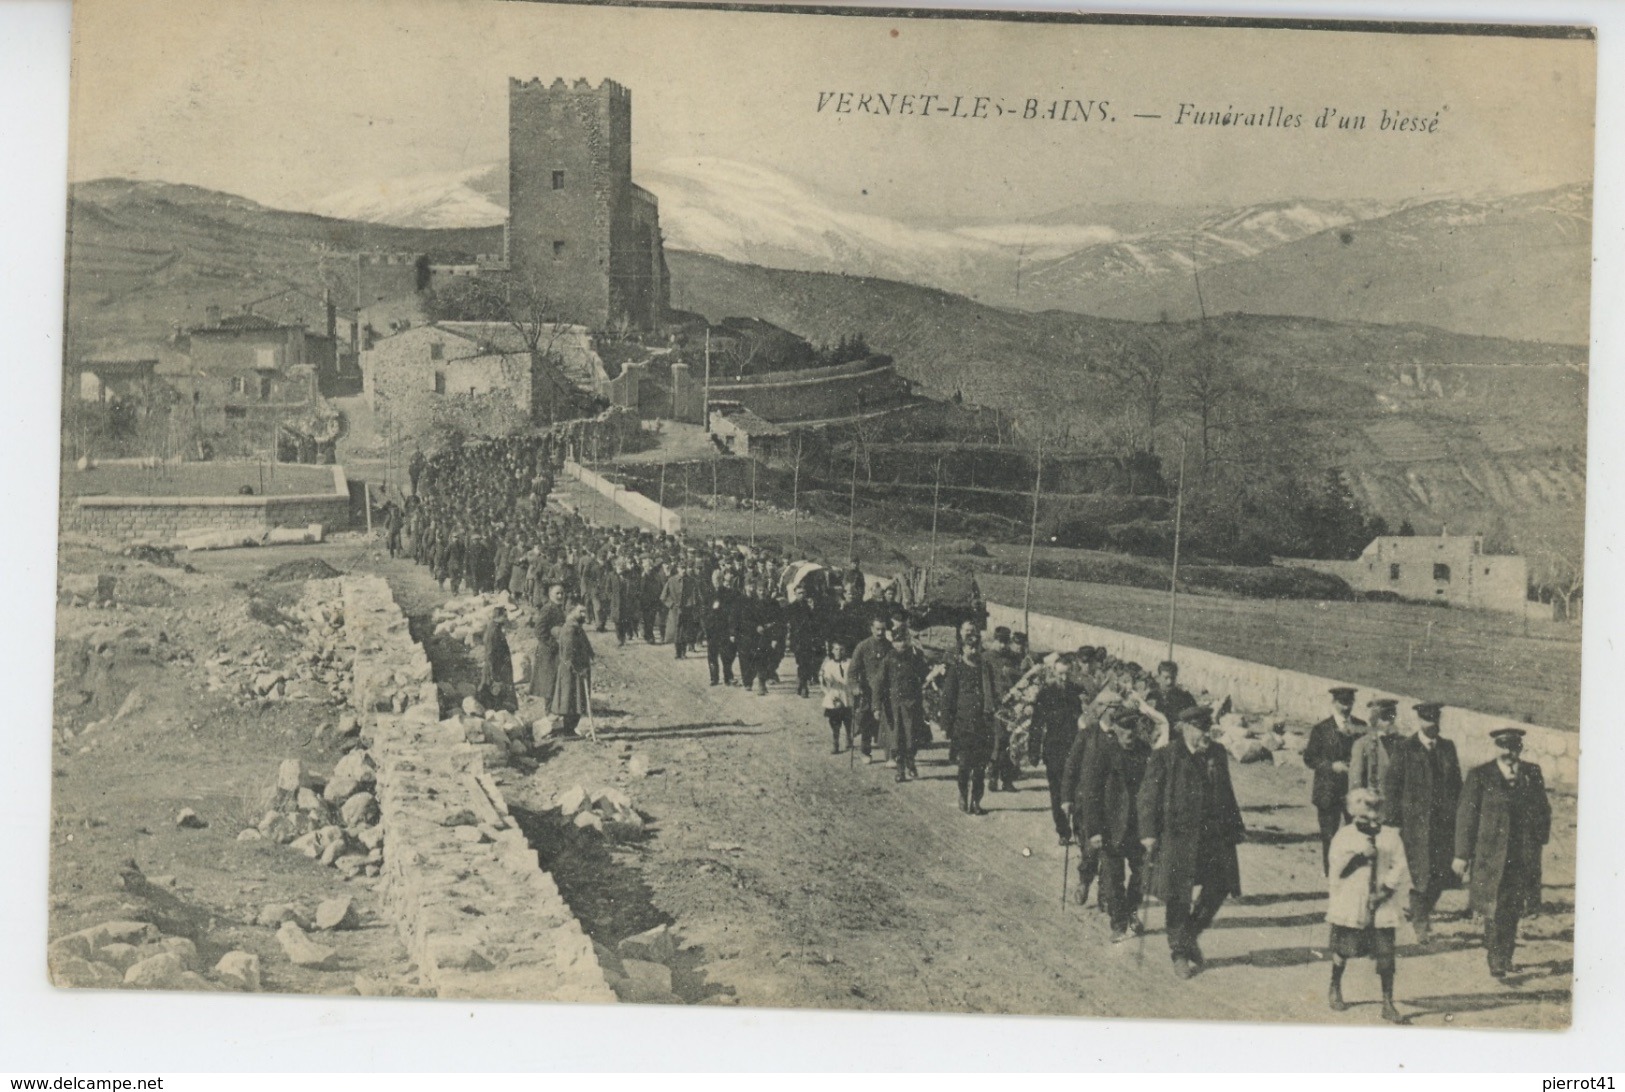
[67,0,1595,221]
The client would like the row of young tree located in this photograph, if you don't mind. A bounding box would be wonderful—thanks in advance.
[1017,324,1391,565]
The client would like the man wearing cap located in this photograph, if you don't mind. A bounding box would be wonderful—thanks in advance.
[1381,702,1462,943]
[1454,728,1552,978]
[1304,687,1367,874]
[1138,705,1247,978]
[1352,698,1404,792]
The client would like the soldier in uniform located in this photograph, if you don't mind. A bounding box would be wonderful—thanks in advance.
[1454,727,1552,978]
[529,583,568,712]
[1352,698,1404,791]
[1304,686,1367,874]
[1381,701,1462,944]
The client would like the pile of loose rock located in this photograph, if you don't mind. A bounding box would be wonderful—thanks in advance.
[550,782,645,838]
[1213,712,1305,763]
[243,750,385,879]
[431,592,519,649]
[447,695,536,768]
[48,919,261,993]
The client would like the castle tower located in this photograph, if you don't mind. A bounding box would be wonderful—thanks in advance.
[508,77,668,331]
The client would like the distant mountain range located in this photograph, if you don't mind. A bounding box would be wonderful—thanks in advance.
[303,158,1590,344]
[61,176,1587,560]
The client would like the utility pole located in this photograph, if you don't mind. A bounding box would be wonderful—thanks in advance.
[1166,434,1189,661]
[749,458,758,547]
[703,327,712,433]
[928,455,943,571]
[1022,438,1044,635]
[847,443,858,561]
[791,432,803,553]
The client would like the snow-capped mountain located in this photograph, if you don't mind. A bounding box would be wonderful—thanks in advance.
[308,164,508,229]
[305,157,1121,301]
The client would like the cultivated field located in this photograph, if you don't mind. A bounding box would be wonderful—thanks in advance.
[979,573,1581,732]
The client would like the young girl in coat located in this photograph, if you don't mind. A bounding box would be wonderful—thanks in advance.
[1326,787,1413,1024]
[820,639,853,754]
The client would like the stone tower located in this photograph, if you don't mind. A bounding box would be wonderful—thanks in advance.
[507,77,668,331]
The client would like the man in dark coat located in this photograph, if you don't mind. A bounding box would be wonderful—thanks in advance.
[735,583,770,696]
[1138,705,1247,979]
[611,563,638,647]
[984,627,1024,792]
[1061,694,1127,909]
[639,560,665,643]
[940,630,997,814]
[1453,727,1552,978]
[847,616,891,762]
[1303,686,1366,874]
[1381,701,1462,943]
[875,630,929,782]
[1081,707,1153,942]
[529,583,567,710]
[477,606,517,713]
[1031,672,1085,844]
[552,604,595,737]
[786,588,825,698]
[661,565,692,659]
[704,571,739,686]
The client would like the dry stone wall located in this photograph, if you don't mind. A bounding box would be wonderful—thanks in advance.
[340,574,615,1002]
[985,601,1578,793]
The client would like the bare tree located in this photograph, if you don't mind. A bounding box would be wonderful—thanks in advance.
[1105,331,1175,455]
[1175,328,1237,475]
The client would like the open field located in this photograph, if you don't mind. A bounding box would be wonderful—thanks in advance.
[979,573,1581,732]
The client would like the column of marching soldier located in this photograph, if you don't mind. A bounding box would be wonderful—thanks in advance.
[392,435,1555,1025]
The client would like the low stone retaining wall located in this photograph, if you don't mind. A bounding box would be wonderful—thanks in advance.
[562,459,681,533]
[61,465,352,544]
[341,575,615,1002]
[986,600,1578,793]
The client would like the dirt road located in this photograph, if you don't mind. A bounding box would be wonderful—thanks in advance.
[48,532,1573,1026]
[448,597,1576,1028]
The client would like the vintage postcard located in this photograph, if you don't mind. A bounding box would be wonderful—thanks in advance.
[51,0,1592,1030]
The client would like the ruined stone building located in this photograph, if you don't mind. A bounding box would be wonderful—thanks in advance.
[507,77,669,331]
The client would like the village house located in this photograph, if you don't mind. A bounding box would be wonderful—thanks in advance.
[1281,533,1529,616]
[360,321,605,431]
[159,305,336,433]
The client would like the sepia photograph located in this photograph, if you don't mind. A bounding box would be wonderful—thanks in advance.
[42,0,1595,1037]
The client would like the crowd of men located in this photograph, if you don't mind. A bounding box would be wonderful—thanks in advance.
[396,435,1558,1019]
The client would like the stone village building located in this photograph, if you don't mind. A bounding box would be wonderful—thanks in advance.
[1282,533,1529,617]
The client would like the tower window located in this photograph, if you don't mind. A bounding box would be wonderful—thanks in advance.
[1433,563,1451,582]
[433,370,446,394]
[553,240,567,260]
[1389,563,1400,582]
[429,342,443,360]
[552,170,566,190]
